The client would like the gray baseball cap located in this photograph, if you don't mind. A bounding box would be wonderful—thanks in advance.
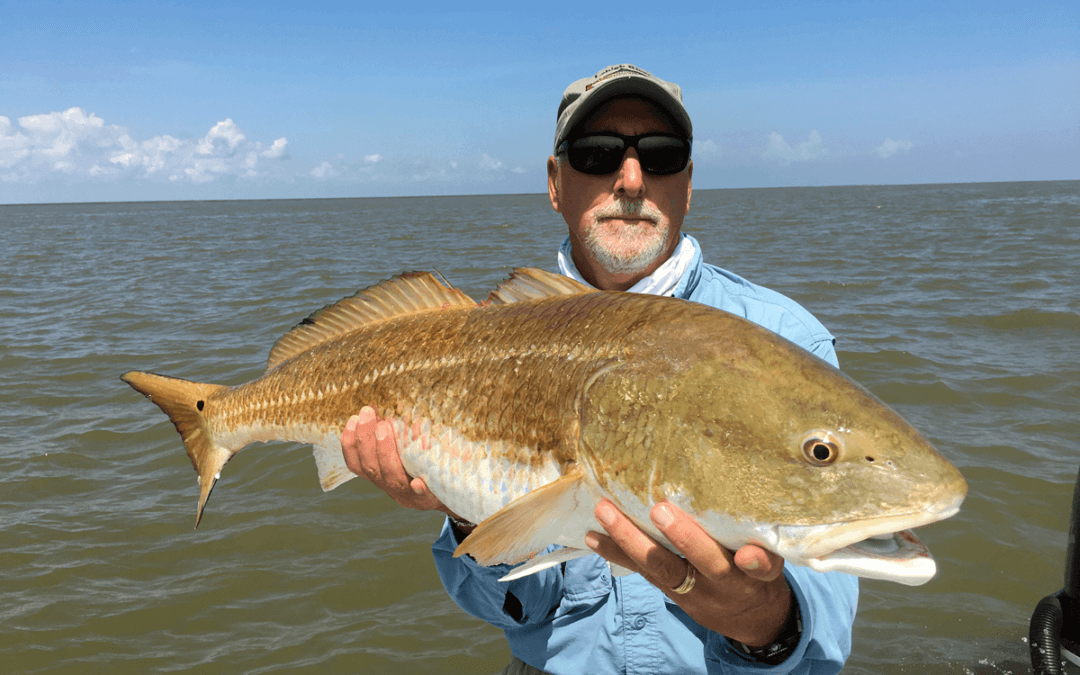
[553,64,692,153]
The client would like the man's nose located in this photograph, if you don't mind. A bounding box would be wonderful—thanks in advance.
[614,148,645,199]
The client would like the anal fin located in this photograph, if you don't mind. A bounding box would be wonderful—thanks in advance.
[455,467,587,566]
[312,434,357,491]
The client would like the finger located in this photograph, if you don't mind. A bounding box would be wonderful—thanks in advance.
[343,407,380,478]
[583,530,644,575]
[595,500,688,590]
[343,408,447,512]
[650,502,735,581]
[342,415,362,474]
[353,406,382,480]
[373,419,412,493]
[370,422,445,510]
[733,544,785,582]
[407,476,446,511]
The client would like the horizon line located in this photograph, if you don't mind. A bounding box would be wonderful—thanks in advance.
[2,177,1077,208]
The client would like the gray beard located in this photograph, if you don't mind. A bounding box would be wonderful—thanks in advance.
[583,200,670,275]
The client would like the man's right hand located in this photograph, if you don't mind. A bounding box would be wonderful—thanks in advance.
[341,406,451,513]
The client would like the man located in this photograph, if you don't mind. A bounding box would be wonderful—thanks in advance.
[342,64,857,674]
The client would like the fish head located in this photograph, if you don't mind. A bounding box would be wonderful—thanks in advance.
[672,341,968,586]
[757,412,967,586]
[581,309,968,585]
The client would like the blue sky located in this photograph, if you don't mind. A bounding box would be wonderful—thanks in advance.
[1,1,1076,204]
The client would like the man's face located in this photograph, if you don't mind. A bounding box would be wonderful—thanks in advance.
[548,97,692,291]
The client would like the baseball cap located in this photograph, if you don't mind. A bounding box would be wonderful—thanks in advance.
[553,64,692,153]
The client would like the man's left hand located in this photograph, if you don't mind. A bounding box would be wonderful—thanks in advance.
[585,499,793,647]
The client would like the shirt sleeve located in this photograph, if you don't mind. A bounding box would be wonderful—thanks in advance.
[685,264,839,369]
[808,335,839,368]
[702,567,858,675]
[431,517,565,631]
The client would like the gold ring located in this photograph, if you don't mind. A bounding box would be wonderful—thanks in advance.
[672,563,696,595]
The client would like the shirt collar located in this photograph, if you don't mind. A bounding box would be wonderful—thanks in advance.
[557,234,699,296]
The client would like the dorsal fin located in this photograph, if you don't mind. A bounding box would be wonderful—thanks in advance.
[267,271,476,371]
[485,267,594,305]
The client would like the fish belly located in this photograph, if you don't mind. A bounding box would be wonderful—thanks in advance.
[391,412,565,526]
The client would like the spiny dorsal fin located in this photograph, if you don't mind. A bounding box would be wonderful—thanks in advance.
[485,267,594,305]
[267,271,476,371]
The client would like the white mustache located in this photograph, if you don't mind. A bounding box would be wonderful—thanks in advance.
[592,200,663,223]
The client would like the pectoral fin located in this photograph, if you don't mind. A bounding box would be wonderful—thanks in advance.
[498,546,592,582]
[455,467,587,566]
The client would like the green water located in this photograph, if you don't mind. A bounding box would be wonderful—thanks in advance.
[2,181,1078,674]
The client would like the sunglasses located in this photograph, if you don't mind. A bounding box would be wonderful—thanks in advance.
[558,132,692,176]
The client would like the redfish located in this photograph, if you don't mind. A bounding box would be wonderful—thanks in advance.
[123,268,966,585]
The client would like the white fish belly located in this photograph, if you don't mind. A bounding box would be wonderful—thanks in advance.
[212,411,567,533]
[392,415,564,526]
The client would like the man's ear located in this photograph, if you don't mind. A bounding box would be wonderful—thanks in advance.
[547,155,561,213]
[686,159,693,213]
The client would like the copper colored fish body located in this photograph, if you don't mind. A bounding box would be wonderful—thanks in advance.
[123,268,967,586]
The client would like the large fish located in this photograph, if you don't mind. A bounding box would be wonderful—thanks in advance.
[123,268,967,586]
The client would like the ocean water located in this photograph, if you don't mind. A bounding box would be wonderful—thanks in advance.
[1,181,1077,674]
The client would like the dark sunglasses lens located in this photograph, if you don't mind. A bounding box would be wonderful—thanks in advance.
[567,136,626,174]
[566,136,690,175]
[636,137,690,175]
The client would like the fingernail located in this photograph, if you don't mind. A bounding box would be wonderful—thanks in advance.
[358,407,375,424]
[345,416,357,432]
[596,502,616,526]
[585,532,600,550]
[742,559,760,571]
[653,503,675,528]
[375,422,387,441]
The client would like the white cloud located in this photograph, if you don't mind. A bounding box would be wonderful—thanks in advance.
[762,130,827,164]
[307,152,383,181]
[304,150,534,189]
[479,153,503,171]
[876,138,913,159]
[197,119,245,156]
[261,137,289,159]
[693,138,721,161]
[310,160,339,179]
[0,107,288,184]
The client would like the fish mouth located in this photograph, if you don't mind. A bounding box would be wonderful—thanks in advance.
[778,493,965,586]
[806,529,937,586]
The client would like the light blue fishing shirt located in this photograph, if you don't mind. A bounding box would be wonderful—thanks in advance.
[431,235,858,674]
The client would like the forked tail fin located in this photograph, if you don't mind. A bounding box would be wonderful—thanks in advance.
[121,371,230,528]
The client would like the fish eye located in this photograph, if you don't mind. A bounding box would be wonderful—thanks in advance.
[801,434,840,466]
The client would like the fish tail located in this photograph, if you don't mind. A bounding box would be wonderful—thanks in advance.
[121,371,230,528]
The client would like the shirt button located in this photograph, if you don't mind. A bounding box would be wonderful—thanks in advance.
[632,616,647,630]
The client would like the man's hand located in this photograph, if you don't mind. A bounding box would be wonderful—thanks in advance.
[341,406,447,512]
[584,499,792,647]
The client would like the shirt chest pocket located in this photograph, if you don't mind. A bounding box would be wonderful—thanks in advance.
[552,554,613,619]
